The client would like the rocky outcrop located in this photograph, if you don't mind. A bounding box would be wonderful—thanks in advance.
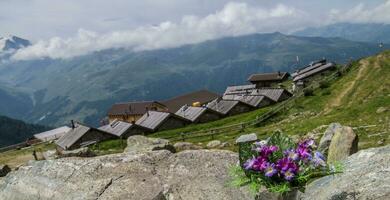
[317,123,342,155]
[125,135,176,153]
[327,126,358,163]
[301,145,390,200]
[0,165,11,177]
[0,149,252,200]
[207,140,221,148]
[173,142,202,151]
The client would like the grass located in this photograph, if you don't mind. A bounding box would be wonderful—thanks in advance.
[89,139,127,156]
[0,142,55,169]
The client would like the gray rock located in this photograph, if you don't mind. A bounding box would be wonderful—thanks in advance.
[301,145,390,200]
[173,142,202,151]
[0,149,252,200]
[207,140,222,148]
[219,142,230,148]
[376,107,387,114]
[125,135,175,153]
[327,126,358,163]
[236,133,258,144]
[58,147,95,158]
[43,150,58,160]
[0,165,11,177]
[317,123,342,155]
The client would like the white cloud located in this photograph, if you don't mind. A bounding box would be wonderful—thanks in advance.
[329,0,390,24]
[12,2,309,60]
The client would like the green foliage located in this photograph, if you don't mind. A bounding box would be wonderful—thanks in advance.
[319,80,330,89]
[303,88,314,96]
[89,139,126,155]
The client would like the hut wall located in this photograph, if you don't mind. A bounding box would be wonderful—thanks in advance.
[157,117,187,132]
[69,130,115,150]
[227,104,253,116]
[258,98,274,108]
[122,127,149,138]
[196,111,221,123]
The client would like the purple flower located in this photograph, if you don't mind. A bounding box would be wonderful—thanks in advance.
[258,145,279,157]
[276,157,299,174]
[252,156,269,171]
[264,163,277,177]
[312,151,326,167]
[243,157,256,170]
[296,145,312,161]
[283,169,296,181]
[284,149,299,161]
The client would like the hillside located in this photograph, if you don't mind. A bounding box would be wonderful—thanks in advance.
[294,23,390,43]
[0,115,49,147]
[151,51,390,150]
[0,32,385,127]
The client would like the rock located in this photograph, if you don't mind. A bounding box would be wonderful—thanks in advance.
[0,149,252,200]
[207,140,221,148]
[219,142,230,148]
[317,123,342,155]
[173,142,202,151]
[0,165,11,177]
[376,107,387,114]
[378,139,385,145]
[327,126,358,163]
[43,150,57,160]
[236,133,257,144]
[301,145,390,200]
[125,135,175,153]
[58,147,95,158]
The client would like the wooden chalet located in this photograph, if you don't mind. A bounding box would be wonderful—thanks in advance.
[175,105,222,123]
[250,88,292,102]
[107,101,168,124]
[34,126,71,142]
[135,111,191,132]
[162,90,221,113]
[248,72,290,88]
[206,98,253,116]
[292,59,336,88]
[98,120,152,138]
[56,122,116,151]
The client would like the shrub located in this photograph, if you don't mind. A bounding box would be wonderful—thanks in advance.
[319,80,330,89]
[303,88,314,96]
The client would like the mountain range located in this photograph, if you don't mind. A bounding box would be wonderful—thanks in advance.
[0,30,387,127]
[294,23,390,44]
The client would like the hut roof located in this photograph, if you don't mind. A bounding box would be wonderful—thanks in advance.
[224,84,256,96]
[292,59,327,78]
[206,99,240,115]
[162,90,220,113]
[34,126,71,142]
[56,123,113,150]
[175,106,218,122]
[248,72,290,82]
[223,94,271,107]
[107,101,166,116]
[250,88,291,102]
[293,62,336,82]
[135,111,189,131]
[98,120,150,137]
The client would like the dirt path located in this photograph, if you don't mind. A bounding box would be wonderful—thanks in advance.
[323,59,369,114]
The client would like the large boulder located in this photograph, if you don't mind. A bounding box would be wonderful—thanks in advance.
[317,123,342,155]
[0,165,11,177]
[301,145,390,200]
[327,126,358,163]
[173,142,202,151]
[125,135,175,153]
[0,149,252,200]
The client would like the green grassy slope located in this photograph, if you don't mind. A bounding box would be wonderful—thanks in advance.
[150,51,390,150]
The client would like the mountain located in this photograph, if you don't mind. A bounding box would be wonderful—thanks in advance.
[0,35,31,61]
[294,23,390,44]
[0,115,49,147]
[0,32,386,127]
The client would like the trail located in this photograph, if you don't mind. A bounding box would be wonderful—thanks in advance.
[323,59,369,114]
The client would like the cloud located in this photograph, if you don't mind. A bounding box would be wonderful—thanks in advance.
[329,0,390,24]
[12,2,309,60]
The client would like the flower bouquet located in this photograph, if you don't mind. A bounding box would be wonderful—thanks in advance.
[231,132,342,197]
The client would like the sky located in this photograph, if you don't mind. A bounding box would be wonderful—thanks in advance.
[0,0,389,60]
